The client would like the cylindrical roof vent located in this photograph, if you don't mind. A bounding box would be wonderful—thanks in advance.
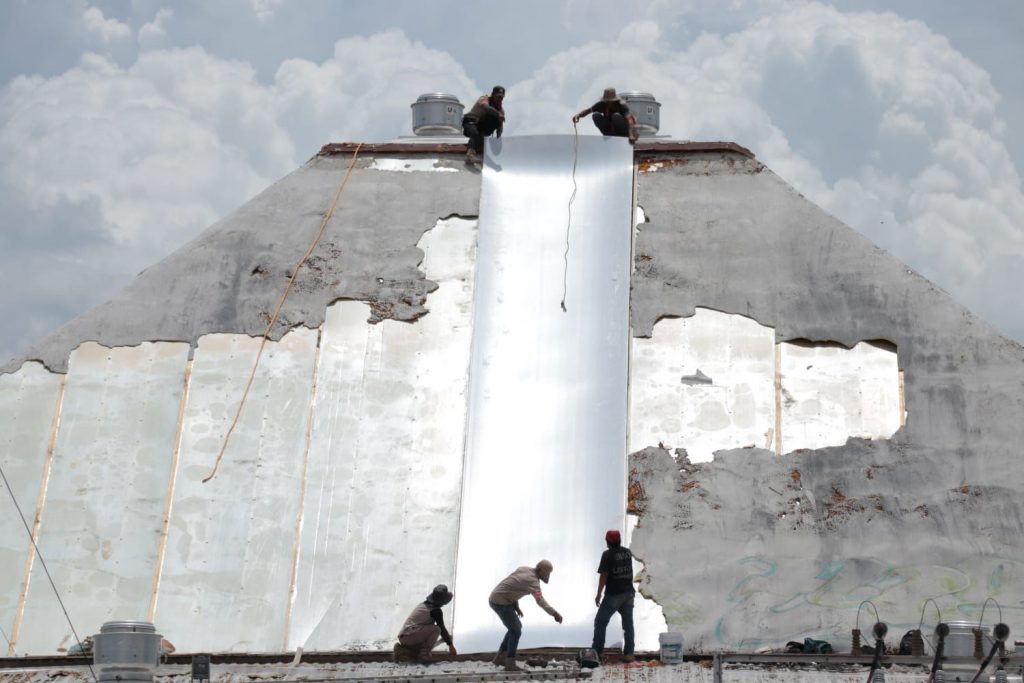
[620,91,661,136]
[93,621,162,683]
[411,93,464,136]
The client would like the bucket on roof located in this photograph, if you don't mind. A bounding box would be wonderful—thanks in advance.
[659,631,684,664]
[411,93,464,136]
[620,91,661,136]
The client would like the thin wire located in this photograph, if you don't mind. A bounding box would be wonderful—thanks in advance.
[0,620,11,651]
[0,463,98,682]
[978,597,1002,628]
[560,120,579,313]
[917,598,942,655]
[856,600,881,633]
[203,143,364,483]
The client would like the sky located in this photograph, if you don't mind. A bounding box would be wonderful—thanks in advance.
[1,0,1023,365]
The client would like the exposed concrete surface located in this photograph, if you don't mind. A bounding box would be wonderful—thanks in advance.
[0,661,994,682]
[3,154,479,374]
[630,151,1024,650]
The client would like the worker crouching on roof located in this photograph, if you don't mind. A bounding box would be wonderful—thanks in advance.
[488,560,563,672]
[572,88,637,143]
[393,584,457,664]
[592,530,636,663]
[462,85,505,164]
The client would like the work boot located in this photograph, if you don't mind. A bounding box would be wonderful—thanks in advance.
[416,651,435,665]
[621,654,636,663]
[491,650,506,666]
[392,643,416,663]
[465,149,479,165]
[504,657,523,672]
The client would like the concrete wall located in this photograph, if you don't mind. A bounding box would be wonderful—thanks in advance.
[1,144,1020,654]
[629,151,1024,651]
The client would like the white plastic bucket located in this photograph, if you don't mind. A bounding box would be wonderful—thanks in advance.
[659,631,684,664]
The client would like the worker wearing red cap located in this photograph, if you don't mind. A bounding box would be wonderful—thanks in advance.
[592,530,636,663]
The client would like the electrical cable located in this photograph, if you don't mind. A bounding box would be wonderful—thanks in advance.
[560,120,579,313]
[0,463,98,683]
[203,143,364,483]
[0,620,11,651]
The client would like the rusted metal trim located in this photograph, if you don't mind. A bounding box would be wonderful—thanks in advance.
[633,140,755,158]
[318,140,756,159]
[319,142,467,156]
[9,374,66,655]
[148,359,193,622]
[282,328,323,651]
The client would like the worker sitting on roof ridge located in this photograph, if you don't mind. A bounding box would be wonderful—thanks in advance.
[591,530,636,664]
[393,584,457,664]
[462,85,505,165]
[488,559,563,672]
[572,88,637,144]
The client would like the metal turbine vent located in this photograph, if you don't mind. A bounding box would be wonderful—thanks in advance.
[410,93,464,136]
[93,621,162,683]
[620,91,661,136]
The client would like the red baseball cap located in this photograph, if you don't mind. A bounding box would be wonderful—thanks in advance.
[605,530,621,543]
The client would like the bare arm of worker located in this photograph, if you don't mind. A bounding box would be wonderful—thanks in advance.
[533,591,563,623]
[572,107,593,123]
[595,572,608,607]
[628,113,638,144]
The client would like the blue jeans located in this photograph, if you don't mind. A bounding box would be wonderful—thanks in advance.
[592,591,635,656]
[489,601,522,658]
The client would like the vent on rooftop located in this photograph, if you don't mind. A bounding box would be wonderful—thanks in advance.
[410,93,465,136]
[620,91,661,136]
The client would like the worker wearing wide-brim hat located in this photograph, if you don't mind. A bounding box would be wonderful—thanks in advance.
[393,584,457,664]
[572,88,638,143]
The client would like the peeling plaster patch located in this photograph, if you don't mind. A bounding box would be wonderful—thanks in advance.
[630,308,776,462]
[780,340,901,452]
[370,158,458,173]
[630,309,900,462]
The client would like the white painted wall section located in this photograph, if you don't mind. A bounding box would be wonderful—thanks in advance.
[779,341,901,452]
[17,342,189,655]
[154,329,317,653]
[630,309,776,462]
[289,217,477,651]
[630,311,900,461]
[0,363,62,654]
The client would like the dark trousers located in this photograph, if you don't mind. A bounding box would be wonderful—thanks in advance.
[463,117,500,154]
[592,591,635,656]
[489,601,522,658]
[592,112,630,137]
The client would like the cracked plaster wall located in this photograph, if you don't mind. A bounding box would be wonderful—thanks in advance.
[2,155,478,375]
[629,152,1024,651]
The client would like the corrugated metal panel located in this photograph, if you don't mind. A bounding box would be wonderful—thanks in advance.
[0,363,62,654]
[289,217,477,651]
[630,309,777,461]
[17,342,189,654]
[454,135,633,652]
[154,330,317,653]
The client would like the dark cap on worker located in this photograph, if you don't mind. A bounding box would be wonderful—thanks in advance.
[605,529,621,545]
[491,85,506,97]
[427,584,453,606]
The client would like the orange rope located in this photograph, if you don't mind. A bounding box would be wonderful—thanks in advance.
[203,144,363,483]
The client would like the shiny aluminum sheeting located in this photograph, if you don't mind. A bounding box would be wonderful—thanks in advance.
[17,342,189,655]
[288,217,477,651]
[0,362,62,655]
[454,135,633,652]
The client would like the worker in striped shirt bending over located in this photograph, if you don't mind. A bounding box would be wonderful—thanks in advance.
[488,560,564,672]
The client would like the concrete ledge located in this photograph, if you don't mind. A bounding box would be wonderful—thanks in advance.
[318,140,756,159]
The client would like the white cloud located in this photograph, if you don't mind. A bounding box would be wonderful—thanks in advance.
[81,5,132,45]
[138,8,173,48]
[250,0,287,22]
